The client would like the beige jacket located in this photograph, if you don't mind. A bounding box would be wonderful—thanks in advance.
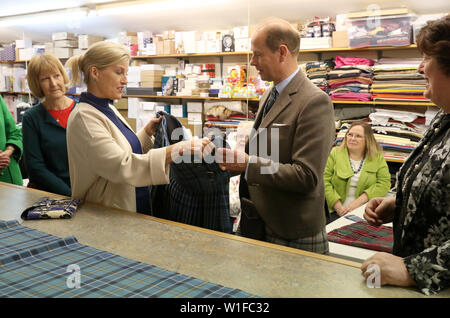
[246,70,335,239]
[66,102,170,212]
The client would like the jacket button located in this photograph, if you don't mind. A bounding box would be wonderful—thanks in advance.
[415,164,420,170]
[424,145,428,150]
[434,128,440,133]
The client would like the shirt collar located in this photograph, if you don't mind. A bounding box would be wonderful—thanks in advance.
[275,67,300,96]
[80,92,113,109]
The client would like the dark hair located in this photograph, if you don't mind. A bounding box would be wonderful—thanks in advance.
[416,14,450,76]
[264,22,300,56]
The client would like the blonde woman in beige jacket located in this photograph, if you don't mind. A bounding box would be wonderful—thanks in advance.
[65,41,212,213]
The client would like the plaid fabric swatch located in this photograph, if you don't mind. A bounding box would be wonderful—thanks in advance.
[343,214,365,223]
[327,220,393,253]
[0,220,257,298]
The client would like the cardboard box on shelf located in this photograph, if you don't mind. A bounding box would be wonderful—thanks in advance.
[163,30,176,40]
[73,48,87,56]
[235,38,249,52]
[233,26,249,39]
[53,48,74,59]
[154,36,164,55]
[18,48,35,60]
[53,40,78,48]
[44,42,53,54]
[332,31,349,48]
[52,32,76,41]
[300,37,332,49]
[170,104,187,118]
[78,35,104,49]
[15,40,32,49]
[140,81,162,88]
[188,112,203,122]
[187,102,202,113]
[163,40,176,55]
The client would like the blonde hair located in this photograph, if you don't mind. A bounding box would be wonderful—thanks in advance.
[338,121,382,160]
[65,41,130,87]
[26,53,70,98]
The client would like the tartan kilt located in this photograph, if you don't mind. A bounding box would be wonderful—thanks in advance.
[264,228,329,254]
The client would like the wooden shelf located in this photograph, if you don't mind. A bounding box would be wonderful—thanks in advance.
[131,45,419,59]
[300,44,418,54]
[0,60,28,63]
[332,100,436,107]
[123,94,259,101]
[131,52,251,59]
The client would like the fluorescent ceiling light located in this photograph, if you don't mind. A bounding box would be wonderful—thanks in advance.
[0,7,89,27]
[97,0,229,16]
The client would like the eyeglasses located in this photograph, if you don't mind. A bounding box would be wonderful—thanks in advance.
[347,133,364,139]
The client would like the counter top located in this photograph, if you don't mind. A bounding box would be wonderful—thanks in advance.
[0,182,446,298]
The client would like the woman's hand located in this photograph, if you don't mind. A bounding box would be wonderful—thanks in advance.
[333,200,350,216]
[361,252,416,287]
[165,138,215,165]
[0,149,12,170]
[364,196,396,226]
[144,116,162,137]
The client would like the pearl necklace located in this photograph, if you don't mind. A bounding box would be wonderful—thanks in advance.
[349,155,365,174]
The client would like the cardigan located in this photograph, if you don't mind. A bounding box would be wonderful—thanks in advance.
[0,95,23,185]
[67,100,170,212]
[78,92,150,214]
[324,146,391,212]
[393,110,450,295]
[22,101,74,196]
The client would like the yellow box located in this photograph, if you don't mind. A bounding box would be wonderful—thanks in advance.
[332,31,349,48]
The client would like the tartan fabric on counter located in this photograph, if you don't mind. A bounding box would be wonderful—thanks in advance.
[327,220,393,253]
[0,220,256,298]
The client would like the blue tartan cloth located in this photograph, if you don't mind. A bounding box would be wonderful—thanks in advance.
[0,220,256,298]
[149,111,232,233]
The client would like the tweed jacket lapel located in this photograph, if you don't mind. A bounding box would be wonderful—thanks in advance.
[249,70,305,145]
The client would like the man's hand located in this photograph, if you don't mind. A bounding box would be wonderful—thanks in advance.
[364,196,396,226]
[216,148,249,172]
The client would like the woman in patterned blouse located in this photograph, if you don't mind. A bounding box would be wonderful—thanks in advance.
[362,15,450,295]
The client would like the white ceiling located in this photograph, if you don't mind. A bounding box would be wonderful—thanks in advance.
[0,0,449,44]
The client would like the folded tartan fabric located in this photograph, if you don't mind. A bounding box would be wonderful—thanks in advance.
[21,197,82,220]
[327,220,393,253]
[0,220,257,298]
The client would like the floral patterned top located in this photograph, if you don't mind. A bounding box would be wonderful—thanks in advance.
[393,110,450,295]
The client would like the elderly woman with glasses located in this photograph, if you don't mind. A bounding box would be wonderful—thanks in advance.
[324,121,391,223]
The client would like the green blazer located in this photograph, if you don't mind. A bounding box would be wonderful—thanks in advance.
[22,102,74,196]
[324,146,391,212]
[0,96,23,185]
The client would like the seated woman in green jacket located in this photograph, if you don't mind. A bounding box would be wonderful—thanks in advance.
[0,95,23,185]
[22,53,76,196]
[324,121,391,223]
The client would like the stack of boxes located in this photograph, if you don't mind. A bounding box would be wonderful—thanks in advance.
[118,31,138,56]
[141,65,164,93]
[77,34,104,54]
[52,32,78,59]
[233,26,250,52]
[300,17,335,49]
[163,30,176,55]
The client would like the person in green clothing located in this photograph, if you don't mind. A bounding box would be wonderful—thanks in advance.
[324,121,391,223]
[0,95,23,185]
[22,53,75,196]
